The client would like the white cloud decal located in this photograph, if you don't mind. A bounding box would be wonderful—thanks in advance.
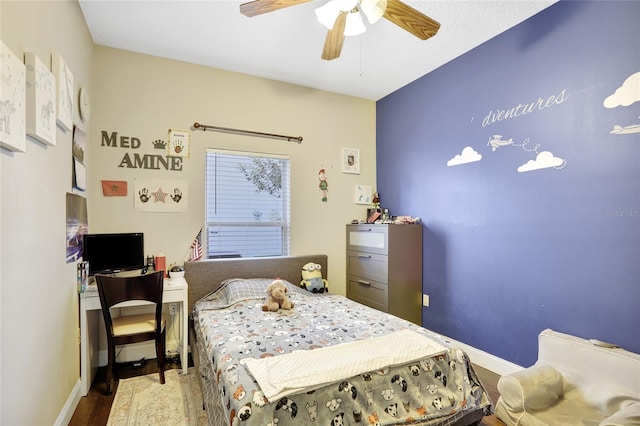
[603,72,640,108]
[447,146,482,167]
[517,151,565,172]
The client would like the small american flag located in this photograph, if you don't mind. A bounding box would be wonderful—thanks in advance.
[188,229,203,261]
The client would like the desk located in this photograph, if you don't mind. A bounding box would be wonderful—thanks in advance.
[79,277,188,396]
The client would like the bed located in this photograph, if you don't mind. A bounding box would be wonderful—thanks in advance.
[185,255,493,426]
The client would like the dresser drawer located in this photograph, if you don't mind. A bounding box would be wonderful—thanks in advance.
[347,275,388,312]
[347,251,388,283]
[347,225,388,255]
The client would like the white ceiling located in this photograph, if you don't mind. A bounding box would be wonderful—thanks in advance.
[78,0,557,101]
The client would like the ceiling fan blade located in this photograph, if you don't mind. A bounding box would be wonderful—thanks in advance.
[383,0,440,40]
[240,0,311,17]
[321,12,347,60]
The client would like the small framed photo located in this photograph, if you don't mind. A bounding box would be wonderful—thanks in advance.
[341,147,360,174]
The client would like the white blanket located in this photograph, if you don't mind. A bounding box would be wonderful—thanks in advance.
[242,329,448,401]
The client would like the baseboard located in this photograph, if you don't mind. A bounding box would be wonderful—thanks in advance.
[98,338,182,366]
[54,379,82,426]
[441,335,524,376]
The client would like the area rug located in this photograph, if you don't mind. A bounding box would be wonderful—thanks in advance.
[107,368,208,425]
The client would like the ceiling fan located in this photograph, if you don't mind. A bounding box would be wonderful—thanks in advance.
[239,0,440,60]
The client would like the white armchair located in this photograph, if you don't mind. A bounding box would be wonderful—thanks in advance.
[495,329,640,426]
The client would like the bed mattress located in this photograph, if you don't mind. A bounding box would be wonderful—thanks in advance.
[192,278,493,425]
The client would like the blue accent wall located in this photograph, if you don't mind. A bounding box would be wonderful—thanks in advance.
[376,1,640,366]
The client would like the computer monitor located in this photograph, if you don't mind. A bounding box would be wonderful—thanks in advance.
[82,232,144,276]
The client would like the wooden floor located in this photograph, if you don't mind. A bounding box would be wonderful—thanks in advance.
[70,359,505,426]
[473,364,507,426]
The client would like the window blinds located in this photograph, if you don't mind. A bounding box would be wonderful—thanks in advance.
[205,149,290,258]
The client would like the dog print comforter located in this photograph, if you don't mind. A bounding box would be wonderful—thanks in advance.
[192,278,493,426]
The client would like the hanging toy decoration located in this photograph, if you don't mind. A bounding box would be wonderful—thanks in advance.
[318,168,328,202]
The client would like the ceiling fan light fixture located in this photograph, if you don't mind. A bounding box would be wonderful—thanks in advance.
[360,0,387,24]
[315,1,341,29]
[344,10,366,36]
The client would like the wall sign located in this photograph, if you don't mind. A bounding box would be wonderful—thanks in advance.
[101,130,183,171]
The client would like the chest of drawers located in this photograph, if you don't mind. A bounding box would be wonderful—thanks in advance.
[346,224,422,325]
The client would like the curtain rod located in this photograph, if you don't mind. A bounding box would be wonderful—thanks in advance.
[193,122,303,143]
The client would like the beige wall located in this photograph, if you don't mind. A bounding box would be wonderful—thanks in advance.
[90,46,376,294]
[1,1,94,424]
[1,1,375,423]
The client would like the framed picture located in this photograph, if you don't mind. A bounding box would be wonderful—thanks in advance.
[341,147,360,174]
[25,52,56,146]
[52,53,74,132]
[167,128,190,158]
[0,41,26,152]
[355,184,373,204]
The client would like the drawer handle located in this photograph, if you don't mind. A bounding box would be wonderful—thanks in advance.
[356,229,372,232]
[357,254,372,259]
[357,280,371,286]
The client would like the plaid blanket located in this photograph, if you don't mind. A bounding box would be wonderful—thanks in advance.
[196,278,318,311]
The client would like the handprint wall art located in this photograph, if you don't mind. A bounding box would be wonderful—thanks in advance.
[134,178,188,212]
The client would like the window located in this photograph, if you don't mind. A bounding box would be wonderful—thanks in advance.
[205,149,290,258]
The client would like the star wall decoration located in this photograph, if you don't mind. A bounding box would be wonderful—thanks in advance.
[152,187,168,203]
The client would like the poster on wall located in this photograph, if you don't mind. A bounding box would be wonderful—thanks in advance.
[0,41,26,152]
[134,178,188,212]
[72,126,87,191]
[66,192,88,263]
[25,52,56,146]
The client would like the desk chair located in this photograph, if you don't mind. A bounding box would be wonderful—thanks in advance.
[95,270,166,394]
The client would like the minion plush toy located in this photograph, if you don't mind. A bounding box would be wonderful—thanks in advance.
[300,262,328,293]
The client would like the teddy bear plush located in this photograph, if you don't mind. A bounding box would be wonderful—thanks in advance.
[262,279,294,312]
